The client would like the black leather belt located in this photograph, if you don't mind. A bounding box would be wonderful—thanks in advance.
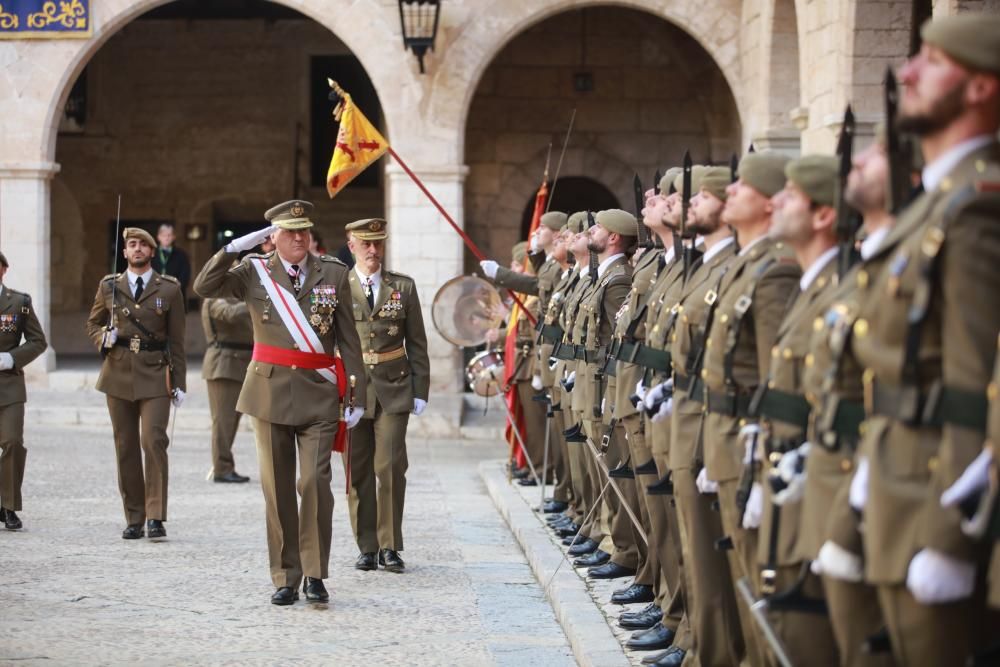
[554,342,576,361]
[539,324,563,343]
[815,396,865,449]
[764,437,802,458]
[616,341,672,372]
[755,387,812,432]
[706,389,754,418]
[114,337,166,353]
[674,372,693,393]
[214,341,253,351]
[574,346,606,365]
[868,380,987,432]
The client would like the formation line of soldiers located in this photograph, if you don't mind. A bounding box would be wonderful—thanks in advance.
[481,14,1000,667]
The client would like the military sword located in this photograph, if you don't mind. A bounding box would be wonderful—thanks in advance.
[586,211,598,285]
[543,477,612,594]
[496,391,543,488]
[102,195,123,356]
[538,394,552,511]
[736,577,794,667]
[345,375,356,495]
[545,108,577,213]
[583,435,649,545]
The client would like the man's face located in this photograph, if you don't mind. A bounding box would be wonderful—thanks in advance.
[663,192,682,230]
[347,235,384,274]
[157,227,175,248]
[124,238,153,269]
[536,225,554,248]
[587,224,611,254]
[846,142,889,214]
[0,265,7,283]
[897,44,970,136]
[552,231,570,264]
[273,228,310,264]
[770,182,814,245]
[570,230,590,257]
[643,193,669,230]
[687,189,724,236]
[721,180,770,230]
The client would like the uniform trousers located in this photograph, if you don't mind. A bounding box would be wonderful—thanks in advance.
[107,395,171,525]
[585,418,640,570]
[0,402,26,511]
[549,400,572,503]
[251,417,335,588]
[345,404,409,553]
[515,380,549,479]
[206,378,243,476]
[651,449,693,652]
[763,565,838,667]
[621,413,656,585]
[822,576,896,667]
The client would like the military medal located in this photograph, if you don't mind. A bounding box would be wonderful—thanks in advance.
[388,325,399,336]
[155,297,163,315]
[310,313,322,326]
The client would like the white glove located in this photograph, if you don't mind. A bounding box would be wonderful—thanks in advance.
[567,371,576,384]
[742,482,763,529]
[739,424,762,464]
[941,448,994,508]
[225,225,278,253]
[344,406,363,429]
[0,352,13,371]
[634,380,647,402]
[650,397,673,423]
[548,357,559,371]
[644,378,673,411]
[906,548,977,604]
[102,327,119,348]
[171,388,185,408]
[531,374,543,391]
[530,233,540,252]
[480,260,499,279]
[772,442,810,506]
[696,468,719,494]
[413,398,427,416]
[814,540,864,582]
[849,456,870,511]
[601,397,606,414]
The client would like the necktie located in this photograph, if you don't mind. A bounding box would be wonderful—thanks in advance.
[289,265,301,293]
[365,278,375,309]
[134,276,144,301]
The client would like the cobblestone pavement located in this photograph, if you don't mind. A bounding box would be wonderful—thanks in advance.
[0,421,575,667]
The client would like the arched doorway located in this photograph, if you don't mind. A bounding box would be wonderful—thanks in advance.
[517,177,619,241]
[50,0,385,358]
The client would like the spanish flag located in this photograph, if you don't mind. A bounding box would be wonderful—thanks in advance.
[326,81,389,198]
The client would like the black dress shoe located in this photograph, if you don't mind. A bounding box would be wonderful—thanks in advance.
[146,519,166,539]
[517,478,538,487]
[588,561,636,580]
[567,538,599,557]
[611,583,655,605]
[556,522,580,538]
[646,646,686,666]
[543,500,568,514]
[626,622,676,650]
[122,523,144,539]
[619,603,662,630]
[512,467,529,479]
[303,576,329,602]
[547,511,572,523]
[608,463,635,479]
[635,459,659,475]
[214,471,250,483]
[2,508,22,530]
[549,516,573,530]
[647,474,674,495]
[355,552,377,571]
[573,549,610,568]
[271,586,299,606]
[379,549,405,572]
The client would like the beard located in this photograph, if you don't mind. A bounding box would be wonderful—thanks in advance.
[587,238,607,254]
[687,212,720,237]
[128,256,151,269]
[897,79,966,136]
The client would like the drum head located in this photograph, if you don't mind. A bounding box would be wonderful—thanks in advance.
[432,275,505,348]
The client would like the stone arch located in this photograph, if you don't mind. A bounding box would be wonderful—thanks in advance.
[752,0,803,154]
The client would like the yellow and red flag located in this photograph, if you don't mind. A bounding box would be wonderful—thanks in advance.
[326,83,389,198]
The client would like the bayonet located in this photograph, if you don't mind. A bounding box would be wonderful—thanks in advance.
[680,151,693,280]
[586,210,598,285]
[835,104,862,277]
[633,173,652,249]
[730,152,739,184]
[884,68,913,215]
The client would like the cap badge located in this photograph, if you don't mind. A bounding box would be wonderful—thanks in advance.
[290,203,305,217]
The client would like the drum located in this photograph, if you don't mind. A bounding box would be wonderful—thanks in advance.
[465,349,505,397]
[431,275,505,348]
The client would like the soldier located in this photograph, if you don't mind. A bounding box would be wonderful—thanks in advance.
[0,252,47,531]
[848,15,1000,665]
[201,293,253,483]
[753,155,842,665]
[193,200,367,606]
[343,218,430,573]
[86,227,187,540]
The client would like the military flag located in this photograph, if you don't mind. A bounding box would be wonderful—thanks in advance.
[326,81,389,198]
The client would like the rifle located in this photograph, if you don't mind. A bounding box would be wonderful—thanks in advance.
[101,195,123,357]
[884,68,914,215]
[834,105,863,277]
[652,169,664,249]
[680,151,693,280]
[633,173,652,249]
[586,211,599,285]
[730,152,739,184]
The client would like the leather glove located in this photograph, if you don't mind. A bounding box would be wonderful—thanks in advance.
[102,327,119,349]
[412,398,427,416]
[849,456,870,511]
[772,442,810,506]
[480,260,499,279]
[906,548,976,604]
[814,540,863,582]
[0,352,13,371]
[742,482,763,529]
[696,468,719,494]
[531,374,543,391]
[225,225,278,253]
[650,397,673,423]
[171,388,186,408]
[941,447,993,508]
[344,406,363,429]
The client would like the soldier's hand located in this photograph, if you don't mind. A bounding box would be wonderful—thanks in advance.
[413,398,427,416]
[941,447,993,508]
[738,423,761,462]
[814,540,863,583]
[171,388,186,407]
[102,327,119,348]
[695,468,719,495]
[531,374,543,391]
[0,353,13,371]
[480,260,499,279]
[771,442,810,506]
[643,378,673,411]
[741,482,763,529]
[906,549,976,604]
[225,225,279,253]
[344,406,363,429]
[650,396,673,423]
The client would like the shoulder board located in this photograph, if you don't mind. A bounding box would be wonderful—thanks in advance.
[101,273,120,282]
[243,252,270,261]
[320,255,347,266]
[383,269,414,282]
[158,274,181,285]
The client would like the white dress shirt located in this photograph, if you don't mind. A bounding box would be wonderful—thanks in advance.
[597,253,625,279]
[355,266,382,304]
[703,236,735,264]
[921,134,994,192]
[799,247,838,291]
[126,268,153,298]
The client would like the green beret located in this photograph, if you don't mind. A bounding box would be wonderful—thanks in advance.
[739,152,791,198]
[345,218,387,241]
[700,166,731,201]
[512,241,528,263]
[785,155,838,207]
[265,199,314,230]
[674,165,705,196]
[921,14,1000,74]
[596,208,638,238]
[123,227,156,248]
[540,211,568,231]
[566,211,588,234]
[660,167,682,194]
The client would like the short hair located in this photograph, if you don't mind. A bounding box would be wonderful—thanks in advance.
[157,222,175,234]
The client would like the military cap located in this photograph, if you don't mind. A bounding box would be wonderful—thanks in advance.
[0,251,8,268]
[346,218,388,241]
[540,211,568,231]
[675,165,707,197]
[700,166,731,201]
[567,211,588,234]
[785,155,839,207]
[512,241,528,264]
[921,14,1000,74]
[596,209,638,238]
[123,227,156,248]
[264,199,314,230]
[660,167,682,194]
[739,152,791,198]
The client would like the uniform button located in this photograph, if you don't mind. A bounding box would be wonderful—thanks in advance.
[854,319,869,338]
[989,383,999,401]
[768,380,775,389]
[782,348,792,359]
[805,354,814,367]
[292,343,298,350]
[701,369,707,379]
[928,456,939,472]
[813,317,823,332]
[857,270,869,289]
[370,332,376,338]
[840,459,853,473]
[720,314,728,324]
[771,346,779,358]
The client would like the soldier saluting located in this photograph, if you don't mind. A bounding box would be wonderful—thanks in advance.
[0,251,48,531]
[86,227,187,541]
[194,200,367,606]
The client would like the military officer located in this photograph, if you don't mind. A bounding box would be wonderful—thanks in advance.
[343,218,430,574]
[86,227,187,541]
[201,294,253,483]
[193,200,367,606]
[0,252,47,531]
[849,15,1000,665]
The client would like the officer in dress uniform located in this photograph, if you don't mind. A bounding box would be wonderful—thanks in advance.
[201,294,253,483]
[343,218,430,573]
[86,227,187,541]
[0,251,47,531]
[194,200,367,606]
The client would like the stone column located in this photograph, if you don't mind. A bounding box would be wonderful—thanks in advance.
[0,162,60,384]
